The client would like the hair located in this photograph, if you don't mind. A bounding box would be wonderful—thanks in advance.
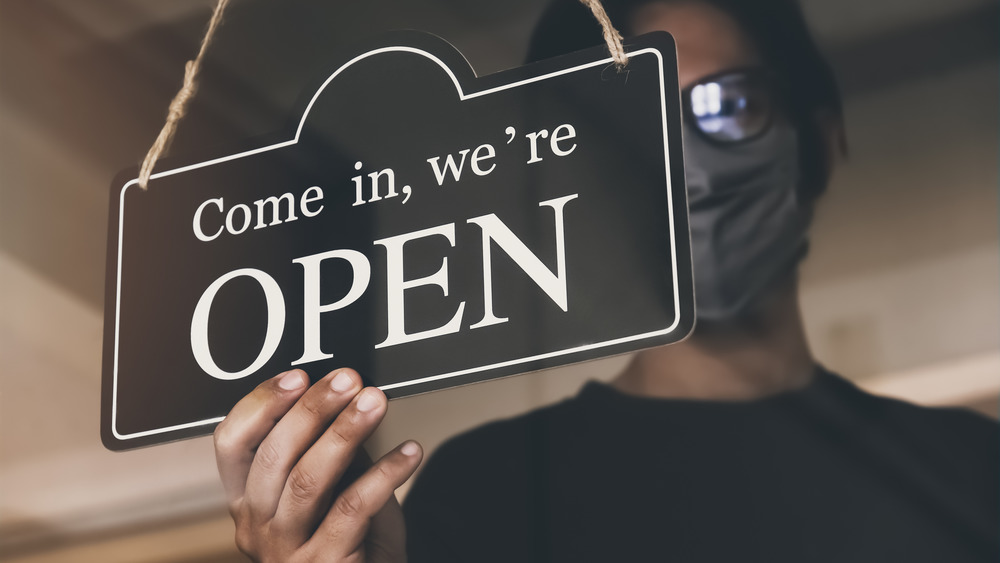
[527,0,844,201]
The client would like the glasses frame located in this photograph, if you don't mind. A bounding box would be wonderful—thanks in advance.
[681,67,778,146]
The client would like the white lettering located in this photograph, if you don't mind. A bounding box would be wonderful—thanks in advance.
[352,161,365,206]
[471,144,496,176]
[467,193,578,328]
[525,129,549,164]
[366,168,398,202]
[253,193,298,230]
[374,223,466,348]
[300,186,324,217]
[191,268,286,380]
[427,149,471,185]
[226,204,252,235]
[550,124,578,157]
[193,197,224,241]
[291,249,372,365]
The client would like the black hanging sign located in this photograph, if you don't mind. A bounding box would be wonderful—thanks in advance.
[102,31,693,450]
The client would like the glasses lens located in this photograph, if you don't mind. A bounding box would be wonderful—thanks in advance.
[689,72,772,143]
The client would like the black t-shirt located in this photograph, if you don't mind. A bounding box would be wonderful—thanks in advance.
[403,368,998,562]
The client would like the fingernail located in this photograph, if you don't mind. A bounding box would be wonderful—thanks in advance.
[330,371,356,393]
[401,441,420,457]
[278,370,307,390]
[356,388,382,412]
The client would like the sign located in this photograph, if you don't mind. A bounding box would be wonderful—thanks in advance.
[102,31,693,450]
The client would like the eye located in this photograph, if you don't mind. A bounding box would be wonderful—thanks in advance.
[688,71,773,143]
[691,82,724,124]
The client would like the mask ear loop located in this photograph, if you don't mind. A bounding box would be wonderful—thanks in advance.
[137,0,627,190]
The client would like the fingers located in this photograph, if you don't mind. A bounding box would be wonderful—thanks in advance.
[216,367,420,563]
[271,386,389,541]
[243,369,364,521]
[214,369,310,507]
[310,440,423,557]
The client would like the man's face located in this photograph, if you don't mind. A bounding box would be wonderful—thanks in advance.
[626,1,812,321]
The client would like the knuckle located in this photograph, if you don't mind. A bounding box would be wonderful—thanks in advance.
[253,440,285,474]
[213,422,238,455]
[298,393,328,420]
[374,460,396,483]
[334,488,367,519]
[233,522,255,554]
[326,425,352,450]
[285,469,321,505]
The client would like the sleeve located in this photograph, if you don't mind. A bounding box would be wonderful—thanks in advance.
[401,417,541,563]
[402,436,471,563]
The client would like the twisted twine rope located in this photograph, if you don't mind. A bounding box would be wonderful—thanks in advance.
[136,0,627,189]
[137,0,230,190]
[579,0,629,68]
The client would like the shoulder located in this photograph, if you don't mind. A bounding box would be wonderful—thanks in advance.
[824,369,996,435]
[818,369,998,474]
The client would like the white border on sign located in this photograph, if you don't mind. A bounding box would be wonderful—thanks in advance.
[111,45,680,441]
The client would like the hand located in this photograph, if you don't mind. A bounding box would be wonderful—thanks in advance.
[214,368,422,562]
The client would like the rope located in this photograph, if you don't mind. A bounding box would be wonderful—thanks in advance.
[137,0,230,190]
[136,0,628,189]
[579,0,629,68]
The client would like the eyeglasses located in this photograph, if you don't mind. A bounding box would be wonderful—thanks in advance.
[682,68,776,144]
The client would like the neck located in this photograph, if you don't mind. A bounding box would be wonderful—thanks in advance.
[613,277,814,401]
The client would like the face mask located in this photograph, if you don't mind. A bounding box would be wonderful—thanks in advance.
[682,122,811,321]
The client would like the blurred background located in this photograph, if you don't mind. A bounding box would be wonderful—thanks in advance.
[1,0,996,561]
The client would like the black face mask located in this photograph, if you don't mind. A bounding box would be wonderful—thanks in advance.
[682,121,812,321]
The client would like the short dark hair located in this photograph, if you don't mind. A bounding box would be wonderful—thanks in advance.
[527,0,844,201]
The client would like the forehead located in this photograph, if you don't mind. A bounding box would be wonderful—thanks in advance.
[627,1,761,89]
